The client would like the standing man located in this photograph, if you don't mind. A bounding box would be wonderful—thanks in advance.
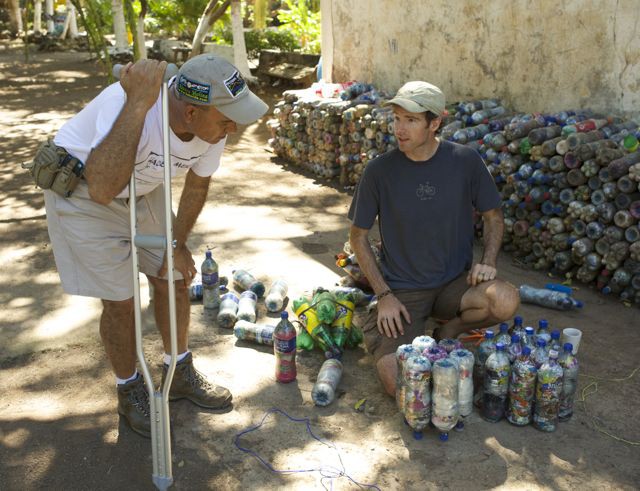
[41,55,268,436]
[349,81,519,397]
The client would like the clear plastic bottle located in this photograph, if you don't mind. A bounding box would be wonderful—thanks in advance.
[507,334,522,363]
[330,286,373,306]
[438,338,463,354]
[532,339,549,368]
[395,344,419,409]
[522,326,536,350]
[265,279,288,312]
[450,349,474,430]
[536,319,552,345]
[533,349,564,432]
[236,290,258,322]
[474,330,496,406]
[217,292,239,328]
[519,285,583,310]
[511,315,524,336]
[507,346,537,426]
[232,269,265,298]
[201,251,220,309]
[274,312,297,383]
[412,335,436,353]
[495,322,511,346]
[312,359,343,406]
[482,343,511,422]
[233,320,275,345]
[549,329,562,353]
[401,355,432,440]
[432,358,460,441]
[424,345,448,364]
[559,343,579,422]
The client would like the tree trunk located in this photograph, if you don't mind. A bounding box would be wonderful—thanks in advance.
[111,0,128,51]
[230,0,254,81]
[7,0,23,34]
[190,0,231,59]
[34,0,42,33]
[45,0,54,33]
[253,0,266,29]
[67,0,78,38]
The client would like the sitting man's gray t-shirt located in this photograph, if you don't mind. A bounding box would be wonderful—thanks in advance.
[349,140,501,290]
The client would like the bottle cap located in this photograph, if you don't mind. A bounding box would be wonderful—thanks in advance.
[551,330,561,339]
[563,342,573,352]
[522,346,531,356]
[537,339,546,347]
[538,319,548,329]
[514,315,523,325]
[499,322,508,332]
[205,250,212,258]
[485,329,494,339]
[280,311,289,320]
[496,342,505,351]
[511,334,520,343]
[525,326,534,335]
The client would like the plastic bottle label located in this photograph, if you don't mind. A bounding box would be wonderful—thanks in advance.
[275,337,296,353]
[202,272,219,285]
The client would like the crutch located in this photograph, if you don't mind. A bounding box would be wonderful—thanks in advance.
[113,62,179,490]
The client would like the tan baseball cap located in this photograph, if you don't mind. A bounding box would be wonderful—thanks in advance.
[384,81,446,115]
[175,54,268,125]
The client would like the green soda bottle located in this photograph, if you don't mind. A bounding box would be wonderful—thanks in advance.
[293,297,342,358]
[312,288,337,324]
[331,292,354,348]
[296,325,316,351]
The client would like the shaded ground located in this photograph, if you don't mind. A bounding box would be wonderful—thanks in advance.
[0,42,638,490]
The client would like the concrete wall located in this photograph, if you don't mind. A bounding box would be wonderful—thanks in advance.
[322,0,640,116]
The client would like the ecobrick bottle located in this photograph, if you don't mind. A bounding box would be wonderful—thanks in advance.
[274,312,297,383]
[201,251,220,309]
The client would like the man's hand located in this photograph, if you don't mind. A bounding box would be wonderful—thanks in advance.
[158,244,197,287]
[376,294,411,339]
[467,263,497,287]
[119,59,167,113]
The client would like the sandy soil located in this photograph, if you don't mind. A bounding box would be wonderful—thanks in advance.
[0,43,638,491]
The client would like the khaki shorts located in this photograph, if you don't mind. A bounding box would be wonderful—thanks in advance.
[44,182,182,301]
[362,271,470,362]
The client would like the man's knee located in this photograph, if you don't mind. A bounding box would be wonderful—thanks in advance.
[376,353,397,397]
[486,280,520,321]
[102,297,134,316]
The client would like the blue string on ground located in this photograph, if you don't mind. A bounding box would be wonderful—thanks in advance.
[234,407,381,490]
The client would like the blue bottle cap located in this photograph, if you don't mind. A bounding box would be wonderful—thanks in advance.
[439,432,449,442]
[499,322,509,333]
[563,343,573,352]
[539,319,548,329]
[280,311,289,320]
[537,339,546,347]
[205,250,212,258]
[514,315,523,325]
[522,346,532,356]
[551,330,561,339]
[496,343,505,351]
[413,430,423,440]
[511,334,520,343]
[485,330,494,339]
[525,327,535,335]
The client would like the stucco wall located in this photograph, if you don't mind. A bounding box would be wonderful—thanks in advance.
[322,0,640,116]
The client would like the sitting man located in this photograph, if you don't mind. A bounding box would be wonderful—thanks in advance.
[41,55,268,436]
[348,81,519,397]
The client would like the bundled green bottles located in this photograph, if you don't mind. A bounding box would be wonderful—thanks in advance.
[293,297,342,358]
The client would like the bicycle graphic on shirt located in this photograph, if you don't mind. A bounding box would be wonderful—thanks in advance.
[416,182,436,200]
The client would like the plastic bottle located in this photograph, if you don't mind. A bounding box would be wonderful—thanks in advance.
[532,339,549,368]
[559,343,579,422]
[201,251,220,309]
[330,286,373,306]
[450,349,474,430]
[401,355,432,440]
[395,344,418,411]
[312,359,343,406]
[217,292,239,328]
[189,274,203,301]
[506,346,537,426]
[331,291,354,349]
[533,349,564,432]
[233,320,275,345]
[411,335,436,353]
[293,297,342,359]
[536,319,552,345]
[312,288,337,324]
[273,312,297,383]
[236,290,258,323]
[432,358,460,441]
[265,279,288,312]
[549,329,562,353]
[474,330,496,406]
[507,334,522,363]
[232,269,265,298]
[438,338,463,354]
[495,322,511,346]
[296,326,315,351]
[519,284,584,310]
[424,345,448,364]
[482,343,511,422]
[522,326,536,350]
[510,315,524,336]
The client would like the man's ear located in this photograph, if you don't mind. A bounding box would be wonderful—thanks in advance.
[184,104,198,124]
[430,116,442,132]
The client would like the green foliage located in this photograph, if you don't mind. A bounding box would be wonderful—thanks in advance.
[210,25,300,59]
[276,0,320,54]
[146,0,209,39]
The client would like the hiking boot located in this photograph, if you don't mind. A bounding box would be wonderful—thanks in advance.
[162,352,232,409]
[117,374,151,438]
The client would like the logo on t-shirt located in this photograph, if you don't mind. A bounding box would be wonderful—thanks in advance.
[416,181,436,200]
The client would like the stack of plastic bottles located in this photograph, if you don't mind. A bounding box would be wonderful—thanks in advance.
[268,83,640,305]
[473,315,580,432]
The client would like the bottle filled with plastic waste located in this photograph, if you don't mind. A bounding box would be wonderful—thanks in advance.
[474,330,496,406]
[201,251,220,309]
[549,330,562,353]
[265,279,288,312]
[482,343,511,422]
[507,346,537,426]
[522,326,536,350]
[511,315,525,336]
[395,344,418,411]
[438,338,463,354]
[533,349,564,432]
[274,312,297,383]
[293,297,342,359]
[331,291,355,349]
[234,320,275,345]
[450,349,474,430]
[401,355,432,440]
[495,322,512,346]
[519,285,583,310]
[507,334,522,363]
[432,358,460,441]
[233,269,265,298]
[536,319,552,345]
[559,343,579,422]
[217,292,239,328]
[312,359,343,406]
[412,335,436,353]
[236,290,258,323]
[532,339,550,369]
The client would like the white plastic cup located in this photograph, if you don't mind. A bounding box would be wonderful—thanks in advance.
[561,328,582,354]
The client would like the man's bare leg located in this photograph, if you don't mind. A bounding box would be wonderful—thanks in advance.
[147,275,190,354]
[100,298,136,378]
[376,353,398,397]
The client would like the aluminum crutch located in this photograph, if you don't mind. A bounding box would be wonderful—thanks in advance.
[113,62,179,491]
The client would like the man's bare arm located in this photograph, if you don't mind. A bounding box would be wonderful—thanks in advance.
[468,207,504,286]
[174,169,211,248]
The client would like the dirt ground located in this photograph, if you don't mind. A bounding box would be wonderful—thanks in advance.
[0,43,638,491]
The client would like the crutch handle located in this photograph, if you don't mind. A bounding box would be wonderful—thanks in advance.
[112,62,178,82]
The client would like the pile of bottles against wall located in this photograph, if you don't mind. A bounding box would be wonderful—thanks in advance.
[267,82,640,305]
[397,316,579,442]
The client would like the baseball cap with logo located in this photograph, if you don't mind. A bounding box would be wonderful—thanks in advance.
[384,81,446,116]
[174,54,268,125]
